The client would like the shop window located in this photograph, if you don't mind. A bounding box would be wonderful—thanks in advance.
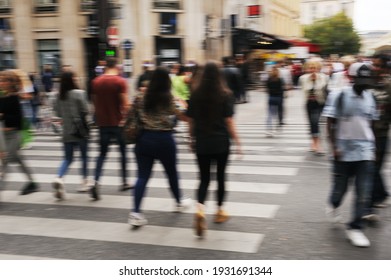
[153,0,181,10]
[35,0,58,13]
[37,40,61,77]
[0,0,11,14]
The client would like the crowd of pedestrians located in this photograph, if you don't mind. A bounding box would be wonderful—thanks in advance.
[1,52,390,248]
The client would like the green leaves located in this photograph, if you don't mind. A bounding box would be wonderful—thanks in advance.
[304,12,361,56]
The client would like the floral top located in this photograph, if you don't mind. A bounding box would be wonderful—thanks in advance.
[133,93,180,131]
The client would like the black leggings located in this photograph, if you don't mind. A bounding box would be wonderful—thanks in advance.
[196,152,229,207]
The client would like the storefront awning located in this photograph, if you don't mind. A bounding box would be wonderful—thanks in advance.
[232,28,292,54]
[288,39,321,53]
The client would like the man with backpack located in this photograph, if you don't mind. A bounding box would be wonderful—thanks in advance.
[322,62,378,247]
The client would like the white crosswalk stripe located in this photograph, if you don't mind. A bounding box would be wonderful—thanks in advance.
[0,123,311,259]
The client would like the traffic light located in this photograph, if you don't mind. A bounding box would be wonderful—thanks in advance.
[105,48,116,57]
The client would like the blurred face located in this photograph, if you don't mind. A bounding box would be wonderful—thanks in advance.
[372,58,387,76]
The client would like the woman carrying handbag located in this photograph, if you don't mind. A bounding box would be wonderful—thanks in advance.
[52,71,90,200]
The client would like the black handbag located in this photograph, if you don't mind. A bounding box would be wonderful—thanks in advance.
[72,115,90,139]
[70,93,90,139]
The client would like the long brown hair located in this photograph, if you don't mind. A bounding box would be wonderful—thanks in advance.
[191,61,231,133]
[144,67,173,113]
[59,71,79,100]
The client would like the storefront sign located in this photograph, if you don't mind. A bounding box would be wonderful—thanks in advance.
[247,5,261,17]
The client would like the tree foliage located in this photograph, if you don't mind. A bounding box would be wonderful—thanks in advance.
[304,12,361,56]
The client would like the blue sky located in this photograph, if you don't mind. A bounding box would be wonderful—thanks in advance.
[354,0,391,31]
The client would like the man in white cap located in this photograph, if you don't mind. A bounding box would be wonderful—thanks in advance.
[322,62,378,247]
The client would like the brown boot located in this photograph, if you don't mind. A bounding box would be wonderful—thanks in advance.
[194,211,206,237]
[214,209,229,223]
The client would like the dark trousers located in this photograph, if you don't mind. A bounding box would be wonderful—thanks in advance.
[133,131,181,212]
[329,160,374,229]
[372,136,390,204]
[196,152,229,207]
[94,126,128,185]
[306,100,323,136]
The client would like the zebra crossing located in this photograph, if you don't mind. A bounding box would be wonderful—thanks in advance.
[0,123,312,259]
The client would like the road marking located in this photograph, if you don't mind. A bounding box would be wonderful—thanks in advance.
[0,215,264,253]
[5,174,290,194]
[1,191,280,219]
[21,160,299,176]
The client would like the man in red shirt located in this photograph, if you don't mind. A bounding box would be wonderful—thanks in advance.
[91,57,131,200]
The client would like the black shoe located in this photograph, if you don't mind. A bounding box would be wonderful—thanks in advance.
[120,184,133,192]
[90,182,100,201]
[20,182,39,195]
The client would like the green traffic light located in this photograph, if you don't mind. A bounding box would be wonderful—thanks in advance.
[105,50,116,57]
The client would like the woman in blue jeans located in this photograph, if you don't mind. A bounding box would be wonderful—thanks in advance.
[129,67,190,227]
[53,71,89,200]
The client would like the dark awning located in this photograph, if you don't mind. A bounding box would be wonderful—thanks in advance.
[232,28,292,54]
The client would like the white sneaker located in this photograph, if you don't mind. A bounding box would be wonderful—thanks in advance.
[325,205,342,224]
[52,178,65,200]
[175,197,192,212]
[373,197,391,208]
[77,179,90,193]
[362,213,380,222]
[128,212,148,227]
[265,131,274,138]
[345,229,370,247]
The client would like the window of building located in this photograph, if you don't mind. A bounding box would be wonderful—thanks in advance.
[80,0,97,12]
[37,40,61,76]
[0,0,11,14]
[311,3,317,22]
[153,0,181,10]
[0,18,14,70]
[160,12,177,35]
[34,0,58,13]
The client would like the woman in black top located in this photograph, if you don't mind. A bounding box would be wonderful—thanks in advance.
[187,61,242,237]
[0,70,38,195]
[266,66,284,136]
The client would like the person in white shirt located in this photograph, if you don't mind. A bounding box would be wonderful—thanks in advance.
[299,60,329,154]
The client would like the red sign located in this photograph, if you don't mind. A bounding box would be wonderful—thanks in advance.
[106,25,119,47]
[248,5,261,17]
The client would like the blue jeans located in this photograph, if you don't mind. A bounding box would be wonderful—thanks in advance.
[267,96,282,130]
[94,127,128,185]
[133,130,181,213]
[329,160,374,229]
[58,140,88,178]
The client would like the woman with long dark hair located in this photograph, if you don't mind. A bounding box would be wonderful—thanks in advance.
[129,67,191,227]
[187,61,242,237]
[52,71,89,200]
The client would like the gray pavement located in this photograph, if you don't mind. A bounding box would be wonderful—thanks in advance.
[0,88,390,259]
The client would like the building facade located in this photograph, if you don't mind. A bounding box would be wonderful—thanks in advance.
[301,0,355,26]
[0,0,302,87]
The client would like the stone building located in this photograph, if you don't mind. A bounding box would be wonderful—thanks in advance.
[0,0,301,87]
